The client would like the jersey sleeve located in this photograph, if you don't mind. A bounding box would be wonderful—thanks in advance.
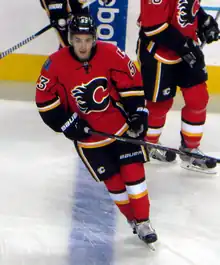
[36,57,70,132]
[140,0,188,53]
[108,45,145,114]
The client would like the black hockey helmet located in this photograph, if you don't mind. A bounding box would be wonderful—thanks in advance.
[68,14,96,39]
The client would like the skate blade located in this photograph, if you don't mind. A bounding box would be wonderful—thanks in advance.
[180,161,217,175]
[147,242,156,251]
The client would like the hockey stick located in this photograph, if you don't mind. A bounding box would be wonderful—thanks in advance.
[0,24,52,59]
[85,128,220,163]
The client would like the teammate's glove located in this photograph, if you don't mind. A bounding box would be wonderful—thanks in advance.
[48,1,69,31]
[61,113,90,141]
[198,15,219,44]
[127,107,148,139]
[178,38,205,68]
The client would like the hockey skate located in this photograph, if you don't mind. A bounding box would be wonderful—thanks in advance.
[127,220,137,234]
[179,145,217,174]
[148,144,176,162]
[136,220,158,249]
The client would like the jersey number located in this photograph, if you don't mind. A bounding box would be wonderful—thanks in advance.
[128,61,136,77]
[37,76,50,91]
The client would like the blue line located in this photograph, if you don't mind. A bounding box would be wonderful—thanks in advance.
[69,161,116,265]
[202,6,220,11]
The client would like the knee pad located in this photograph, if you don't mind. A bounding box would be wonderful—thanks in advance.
[182,83,209,111]
[147,98,174,117]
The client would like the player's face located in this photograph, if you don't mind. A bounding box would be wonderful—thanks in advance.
[71,34,94,61]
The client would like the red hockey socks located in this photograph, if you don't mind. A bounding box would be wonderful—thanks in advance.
[104,173,134,221]
[120,163,150,222]
[146,99,173,143]
[181,83,209,148]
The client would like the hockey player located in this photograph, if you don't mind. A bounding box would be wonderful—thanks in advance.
[137,0,219,173]
[35,14,157,245]
[40,0,89,48]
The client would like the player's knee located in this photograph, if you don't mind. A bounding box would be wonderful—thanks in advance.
[183,83,209,111]
[147,98,174,117]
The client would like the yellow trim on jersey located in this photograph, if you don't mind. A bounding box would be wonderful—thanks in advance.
[78,123,129,148]
[115,101,124,109]
[119,90,145,97]
[146,41,155,53]
[77,146,100,182]
[128,190,148,200]
[140,145,148,162]
[38,98,61,112]
[144,23,169,37]
[154,53,182,64]
[152,61,162,102]
[137,39,141,66]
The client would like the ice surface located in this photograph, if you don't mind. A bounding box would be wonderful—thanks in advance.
[0,99,220,265]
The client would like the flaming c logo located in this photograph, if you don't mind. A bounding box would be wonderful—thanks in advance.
[177,0,200,28]
[72,77,110,114]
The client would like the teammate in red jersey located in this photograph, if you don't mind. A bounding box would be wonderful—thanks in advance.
[36,14,157,245]
[40,0,89,48]
[137,0,219,173]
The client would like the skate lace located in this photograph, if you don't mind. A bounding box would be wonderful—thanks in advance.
[136,221,155,236]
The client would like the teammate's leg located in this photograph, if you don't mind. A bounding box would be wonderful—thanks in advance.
[138,40,177,162]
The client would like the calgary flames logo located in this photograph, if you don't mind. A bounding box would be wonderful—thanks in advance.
[72,77,110,114]
[177,0,200,28]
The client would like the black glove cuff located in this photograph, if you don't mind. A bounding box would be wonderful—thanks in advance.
[140,24,187,53]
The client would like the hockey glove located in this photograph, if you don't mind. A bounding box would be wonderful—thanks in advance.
[61,113,90,141]
[127,107,148,139]
[178,38,205,68]
[198,15,219,44]
[48,1,69,31]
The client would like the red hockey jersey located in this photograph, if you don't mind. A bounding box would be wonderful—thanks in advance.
[36,41,144,148]
[139,0,200,63]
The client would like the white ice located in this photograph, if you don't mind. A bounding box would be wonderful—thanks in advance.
[0,99,220,265]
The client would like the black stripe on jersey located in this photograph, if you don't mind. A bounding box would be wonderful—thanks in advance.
[39,104,70,132]
[125,177,145,186]
[120,94,145,114]
[36,96,60,108]
[109,188,127,194]
[182,118,205,126]
[140,24,187,54]
[119,86,144,93]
